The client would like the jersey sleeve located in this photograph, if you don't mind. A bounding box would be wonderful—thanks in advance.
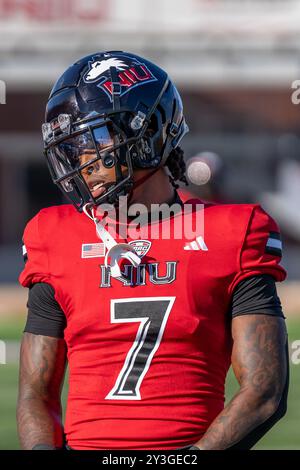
[19,212,51,288]
[229,205,287,295]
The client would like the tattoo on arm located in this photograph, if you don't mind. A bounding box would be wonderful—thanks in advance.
[195,315,287,450]
[17,333,67,450]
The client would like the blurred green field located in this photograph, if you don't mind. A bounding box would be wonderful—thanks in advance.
[0,317,299,449]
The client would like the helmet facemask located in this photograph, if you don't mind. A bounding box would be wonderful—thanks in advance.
[42,111,152,210]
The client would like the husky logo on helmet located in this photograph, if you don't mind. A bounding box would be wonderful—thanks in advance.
[85,58,127,81]
[83,55,157,101]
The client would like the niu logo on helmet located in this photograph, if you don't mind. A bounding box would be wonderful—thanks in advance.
[83,56,157,101]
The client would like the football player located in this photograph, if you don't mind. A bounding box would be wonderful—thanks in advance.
[17,51,288,450]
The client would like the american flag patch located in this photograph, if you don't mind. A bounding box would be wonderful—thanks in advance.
[265,232,282,256]
[81,243,105,259]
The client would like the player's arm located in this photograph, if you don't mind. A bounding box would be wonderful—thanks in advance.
[191,206,289,450]
[194,313,287,450]
[17,283,67,450]
[17,333,67,449]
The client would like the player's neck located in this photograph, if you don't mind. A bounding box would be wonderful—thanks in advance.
[129,168,175,212]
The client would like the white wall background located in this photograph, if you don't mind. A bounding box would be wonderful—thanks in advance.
[1,0,300,88]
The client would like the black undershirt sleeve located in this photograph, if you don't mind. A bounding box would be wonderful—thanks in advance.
[24,282,66,338]
[229,274,285,318]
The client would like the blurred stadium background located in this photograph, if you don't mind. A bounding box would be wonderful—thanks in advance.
[0,0,300,449]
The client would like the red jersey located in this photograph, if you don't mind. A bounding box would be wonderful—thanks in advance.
[19,199,286,450]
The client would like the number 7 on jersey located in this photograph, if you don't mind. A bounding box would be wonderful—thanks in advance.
[105,296,176,400]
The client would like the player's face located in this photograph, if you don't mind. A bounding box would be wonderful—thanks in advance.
[79,151,127,199]
[48,122,130,199]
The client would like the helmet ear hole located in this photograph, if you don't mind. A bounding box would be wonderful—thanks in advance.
[148,114,159,135]
[157,103,166,124]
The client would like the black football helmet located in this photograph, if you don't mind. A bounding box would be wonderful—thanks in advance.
[42,51,188,210]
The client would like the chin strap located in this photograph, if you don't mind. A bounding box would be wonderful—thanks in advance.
[83,204,141,278]
[82,168,160,276]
